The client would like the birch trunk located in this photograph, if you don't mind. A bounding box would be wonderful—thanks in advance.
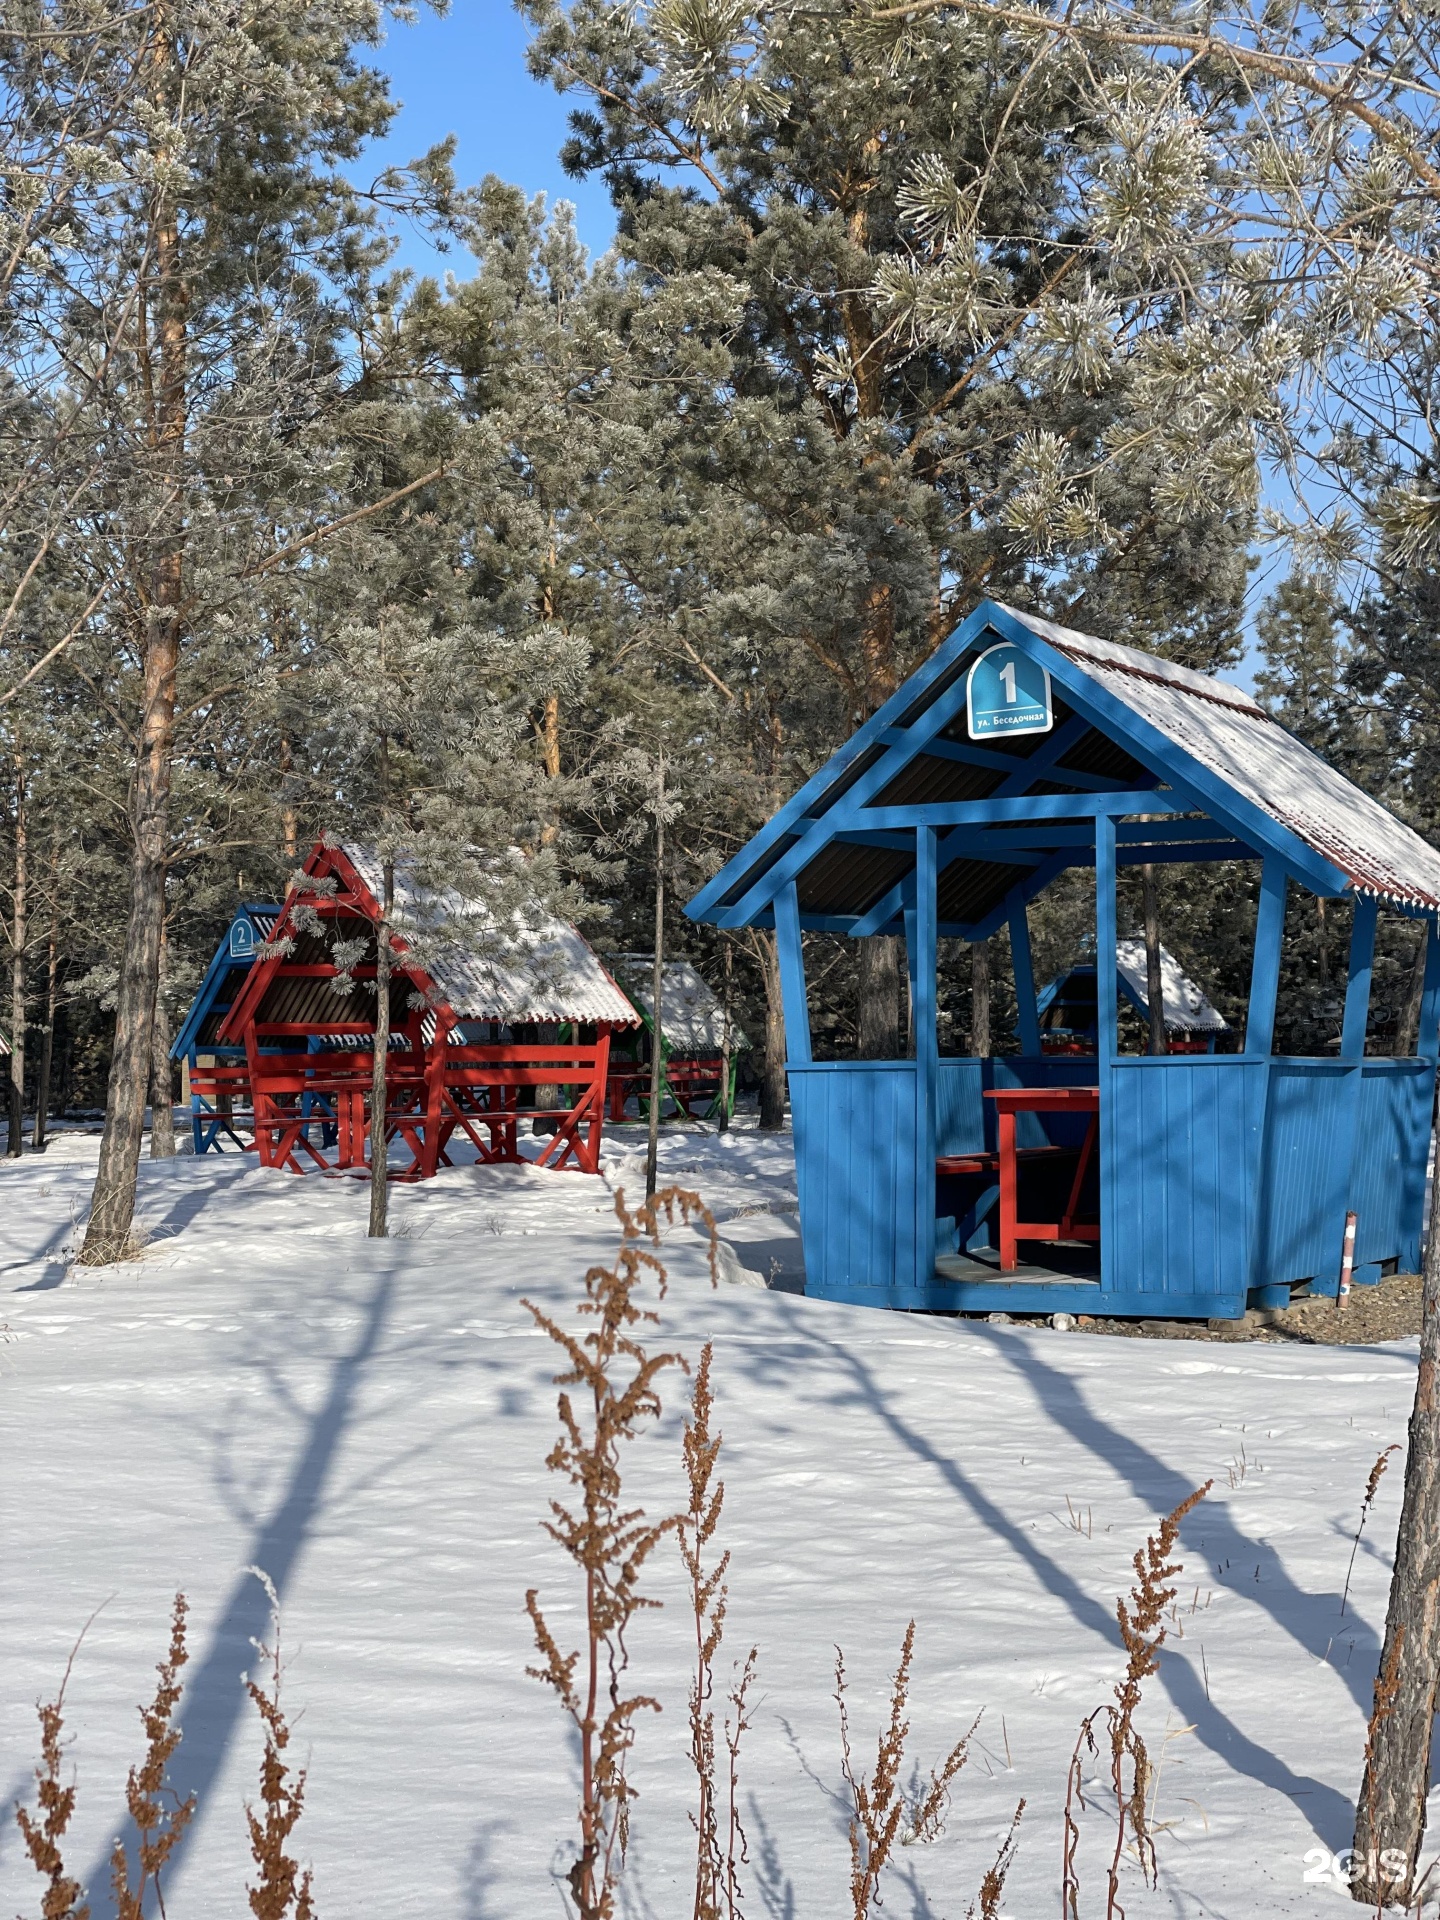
[32,894,56,1152]
[1141,862,1167,1055]
[79,121,185,1261]
[368,859,394,1239]
[8,741,25,1156]
[1352,1159,1440,1905]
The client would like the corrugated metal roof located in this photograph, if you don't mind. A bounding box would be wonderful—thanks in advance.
[340,844,638,1027]
[1007,607,1440,910]
[610,956,748,1052]
[1114,940,1229,1032]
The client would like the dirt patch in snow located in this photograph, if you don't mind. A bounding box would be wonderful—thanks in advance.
[1072,1271,1423,1345]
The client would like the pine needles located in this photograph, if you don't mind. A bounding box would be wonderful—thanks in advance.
[524,1185,715,1920]
[1063,1483,1211,1918]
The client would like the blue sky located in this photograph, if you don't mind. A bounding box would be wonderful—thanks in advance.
[365,0,618,278]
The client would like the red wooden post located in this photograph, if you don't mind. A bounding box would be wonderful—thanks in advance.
[998,1105,1018,1272]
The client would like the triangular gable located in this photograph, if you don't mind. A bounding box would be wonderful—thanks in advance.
[171,903,282,1058]
[686,599,1440,934]
[217,843,440,1043]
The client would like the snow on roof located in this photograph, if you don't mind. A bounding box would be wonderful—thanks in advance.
[1114,939,1228,1032]
[340,844,637,1028]
[1004,605,1440,910]
[610,955,748,1052]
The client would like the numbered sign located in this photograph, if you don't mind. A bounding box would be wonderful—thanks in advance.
[228,916,256,959]
[966,642,1053,741]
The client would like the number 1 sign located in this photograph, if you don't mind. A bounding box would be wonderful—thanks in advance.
[966,641,1053,740]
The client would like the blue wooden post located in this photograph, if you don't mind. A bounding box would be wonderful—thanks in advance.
[773,880,812,1065]
[1009,898,1042,1057]
[1095,815,1117,1063]
[1246,860,1287,1057]
[1418,917,1440,1060]
[1342,894,1378,1059]
[911,828,938,1282]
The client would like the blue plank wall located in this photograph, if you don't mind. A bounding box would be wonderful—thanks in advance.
[1104,1059,1268,1299]
[793,1051,1433,1309]
[787,1061,919,1297]
[1344,1061,1431,1274]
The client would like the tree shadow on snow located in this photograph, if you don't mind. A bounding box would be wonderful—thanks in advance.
[85,1261,395,1913]
[830,1330,1360,1851]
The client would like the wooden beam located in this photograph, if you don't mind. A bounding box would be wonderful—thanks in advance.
[1245,860,1287,1057]
[1096,815,1118,1065]
[774,881,812,1066]
[1342,895,1379,1060]
[1010,900,1042,1057]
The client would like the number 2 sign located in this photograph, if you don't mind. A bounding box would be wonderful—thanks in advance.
[966,642,1053,741]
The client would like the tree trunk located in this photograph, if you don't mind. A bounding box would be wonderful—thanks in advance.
[1141,862,1167,1056]
[972,938,992,1056]
[33,897,56,1153]
[279,731,298,861]
[756,931,787,1131]
[79,160,185,1264]
[368,860,394,1239]
[646,758,664,1200]
[858,935,901,1059]
[1317,895,1331,991]
[717,938,733,1132]
[149,919,175,1158]
[1352,1163,1440,1907]
[1398,923,1429,1057]
[8,739,25,1157]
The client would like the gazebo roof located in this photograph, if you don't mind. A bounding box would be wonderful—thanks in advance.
[219,841,638,1036]
[609,954,748,1052]
[687,600,1440,937]
[171,903,281,1058]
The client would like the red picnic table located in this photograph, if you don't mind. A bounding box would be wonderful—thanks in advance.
[936,1085,1100,1273]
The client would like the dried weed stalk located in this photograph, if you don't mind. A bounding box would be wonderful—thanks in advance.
[722,1650,757,1920]
[111,1592,196,1920]
[680,1341,755,1920]
[1342,1444,1400,1619]
[835,1620,976,1919]
[13,1611,102,1920]
[525,1186,715,1920]
[967,1797,1025,1920]
[1063,1483,1211,1920]
[244,1569,316,1920]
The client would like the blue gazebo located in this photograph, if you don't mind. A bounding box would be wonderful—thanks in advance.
[686,600,1440,1320]
[172,902,280,1152]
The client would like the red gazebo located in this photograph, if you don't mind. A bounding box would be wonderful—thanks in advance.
[217,839,639,1179]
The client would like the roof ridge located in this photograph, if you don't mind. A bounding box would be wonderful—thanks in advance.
[996,604,1261,716]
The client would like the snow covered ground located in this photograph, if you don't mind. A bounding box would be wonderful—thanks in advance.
[0,1122,1423,1917]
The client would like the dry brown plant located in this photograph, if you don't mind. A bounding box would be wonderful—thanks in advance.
[1062,1483,1211,1919]
[110,1593,196,1920]
[525,1185,716,1920]
[968,1797,1025,1920]
[680,1341,757,1920]
[244,1570,316,1920]
[13,1611,101,1920]
[835,1620,976,1919]
[1342,1445,1400,1620]
[722,1650,758,1920]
